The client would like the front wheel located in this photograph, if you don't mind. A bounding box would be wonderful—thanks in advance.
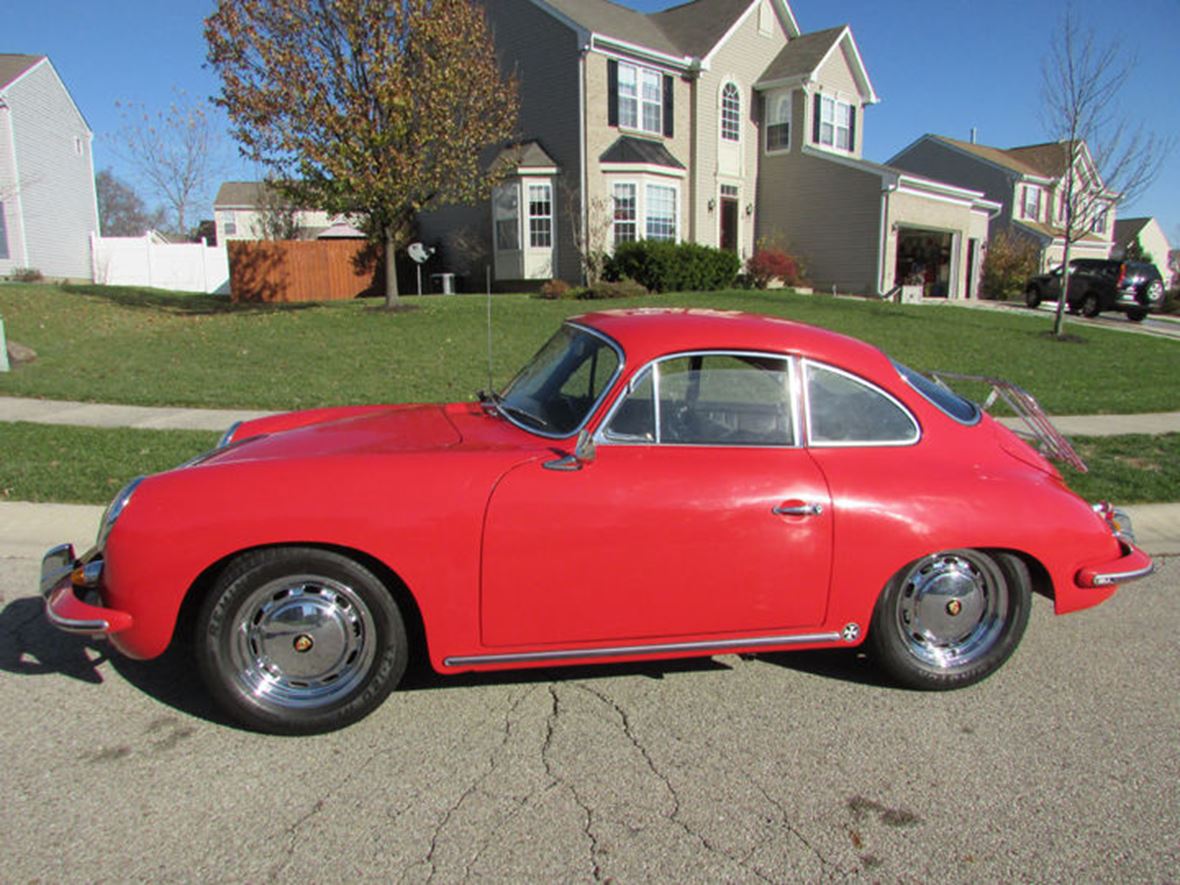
[868,549,1030,690]
[1024,287,1042,308]
[1081,292,1101,318]
[196,547,408,734]
[1126,308,1147,323]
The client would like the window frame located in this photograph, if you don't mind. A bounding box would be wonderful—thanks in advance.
[720,82,742,143]
[598,350,802,449]
[611,182,638,247]
[618,61,664,136]
[765,94,791,153]
[644,182,678,242]
[801,359,921,448]
[493,183,521,252]
[818,95,853,151]
[527,182,553,249]
[1022,185,1042,221]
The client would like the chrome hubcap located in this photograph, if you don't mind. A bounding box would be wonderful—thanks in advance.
[894,553,1008,670]
[230,575,376,709]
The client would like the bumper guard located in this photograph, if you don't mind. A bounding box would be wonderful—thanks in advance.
[41,544,133,636]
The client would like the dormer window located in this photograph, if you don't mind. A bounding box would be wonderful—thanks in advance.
[721,83,741,142]
[813,94,855,152]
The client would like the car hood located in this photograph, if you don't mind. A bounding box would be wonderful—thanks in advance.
[205,404,463,464]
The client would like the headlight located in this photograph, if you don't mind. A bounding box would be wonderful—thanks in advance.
[217,421,242,449]
[96,476,144,550]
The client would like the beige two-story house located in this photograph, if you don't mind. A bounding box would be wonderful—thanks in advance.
[889,135,1117,272]
[421,0,999,299]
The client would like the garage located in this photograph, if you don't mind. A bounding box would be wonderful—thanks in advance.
[895,227,955,298]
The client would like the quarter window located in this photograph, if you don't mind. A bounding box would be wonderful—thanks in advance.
[721,83,741,142]
[528,183,552,249]
[805,362,918,445]
[604,353,795,447]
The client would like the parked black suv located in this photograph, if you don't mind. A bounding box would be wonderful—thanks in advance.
[1024,259,1165,322]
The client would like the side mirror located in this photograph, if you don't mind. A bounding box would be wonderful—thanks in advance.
[543,429,597,472]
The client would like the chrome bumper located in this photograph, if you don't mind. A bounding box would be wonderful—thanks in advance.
[1076,541,1155,589]
[41,544,133,636]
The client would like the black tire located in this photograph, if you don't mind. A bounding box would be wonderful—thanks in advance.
[196,547,408,734]
[867,549,1030,691]
[1024,286,1042,308]
[1081,293,1101,318]
[1127,308,1147,322]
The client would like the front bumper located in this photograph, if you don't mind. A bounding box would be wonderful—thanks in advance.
[1076,540,1155,589]
[41,544,133,636]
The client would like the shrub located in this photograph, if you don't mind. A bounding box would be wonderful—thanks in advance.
[538,278,571,300]
[578,278,648,300]
[8,267,43,283]
[604,240,739,293]
[747,247,801,289]
[980,231,1039,301]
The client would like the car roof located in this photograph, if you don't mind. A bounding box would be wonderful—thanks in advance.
[571,308,893,375]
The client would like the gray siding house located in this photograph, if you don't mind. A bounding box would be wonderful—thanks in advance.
[420,0,998,300]
[0,54,99,280]
[889,135,1116,271]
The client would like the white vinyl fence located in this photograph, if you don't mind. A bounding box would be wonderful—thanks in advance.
[90,232,230,294]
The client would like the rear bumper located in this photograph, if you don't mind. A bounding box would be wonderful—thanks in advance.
[1076,541,1155,589]
[41,544,133,636]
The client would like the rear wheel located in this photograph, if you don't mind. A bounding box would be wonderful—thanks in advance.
[1024,286,1042,308]
[196,547,407,734]
[868,549,1030,690]
[1081,292,1101,318]
[1127,308,1147,322]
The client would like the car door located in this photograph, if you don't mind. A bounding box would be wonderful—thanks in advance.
[480,353,833,648]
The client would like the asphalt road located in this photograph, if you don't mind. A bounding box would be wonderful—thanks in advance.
[2,552,1177,883]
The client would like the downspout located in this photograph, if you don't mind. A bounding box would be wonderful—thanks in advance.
[879,180,896,296]
[578,45,589,285]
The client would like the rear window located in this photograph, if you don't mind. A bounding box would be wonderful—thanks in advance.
[893,362,980,425]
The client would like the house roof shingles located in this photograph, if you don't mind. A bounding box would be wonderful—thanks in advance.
[214,181,271,207]
[650,0,758,58]
[600,135,686,169]
[0,54,45,90]
[542,0,686,57]
[932,136,1051,179]
[757,25,845,83]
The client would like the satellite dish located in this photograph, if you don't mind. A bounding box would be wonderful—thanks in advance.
[407,242,435,264]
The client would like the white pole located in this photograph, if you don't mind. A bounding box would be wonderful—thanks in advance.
[0,315,10,372]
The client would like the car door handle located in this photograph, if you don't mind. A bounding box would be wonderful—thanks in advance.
[773,502,824,517]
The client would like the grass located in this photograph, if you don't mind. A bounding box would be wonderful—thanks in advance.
[1,282,1178,414]
[0,423,218,504]
[1,422,1173,507]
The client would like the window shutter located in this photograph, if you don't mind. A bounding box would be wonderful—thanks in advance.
[663,74,675,138]
[848,104,857,153]
[608,59,619,127]
[812,93,821,143]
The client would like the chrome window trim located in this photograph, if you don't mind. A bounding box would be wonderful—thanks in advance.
[802,359,921,448]
[499,322,625,441]
[595,349,801,449]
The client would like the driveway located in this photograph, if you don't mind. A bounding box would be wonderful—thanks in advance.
[2,549,1177,882]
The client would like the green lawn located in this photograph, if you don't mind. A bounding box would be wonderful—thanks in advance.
[1,282,1178,414]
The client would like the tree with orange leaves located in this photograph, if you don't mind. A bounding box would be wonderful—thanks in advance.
[206,0,518,307]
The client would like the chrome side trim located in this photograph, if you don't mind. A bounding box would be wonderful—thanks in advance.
[1089,561,1156,587]
[444,630,843,667]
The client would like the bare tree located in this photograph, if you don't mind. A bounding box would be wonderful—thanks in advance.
[95,169,168,236]
[1041,9,1173,337]
[561,181,614,287]
[113,90,224,239]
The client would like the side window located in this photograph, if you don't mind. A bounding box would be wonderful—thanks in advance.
[805,362,918,445]
[604,354,795,446]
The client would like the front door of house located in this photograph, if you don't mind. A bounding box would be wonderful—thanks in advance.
[720,196,739,253]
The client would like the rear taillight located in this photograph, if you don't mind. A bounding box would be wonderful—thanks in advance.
[1116,263,1126,287]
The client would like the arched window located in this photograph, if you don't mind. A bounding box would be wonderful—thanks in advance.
[721,82,741,142]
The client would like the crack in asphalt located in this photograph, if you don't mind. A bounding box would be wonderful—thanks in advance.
[573,682,774,883]
[543,684,604,882]
[746,776,852,880]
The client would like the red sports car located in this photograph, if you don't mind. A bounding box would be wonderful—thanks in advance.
[42,309,1153,733]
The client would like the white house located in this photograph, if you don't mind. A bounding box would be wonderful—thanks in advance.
[0,54,99,280]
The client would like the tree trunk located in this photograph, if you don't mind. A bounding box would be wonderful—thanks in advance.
[1053,239,1073,338]
[384,228,400,309]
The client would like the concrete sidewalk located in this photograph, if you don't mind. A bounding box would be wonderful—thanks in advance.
[0,395,276,432]
[1,395,1177,437]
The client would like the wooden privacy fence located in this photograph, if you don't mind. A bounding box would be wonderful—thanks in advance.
[228,240,382,303]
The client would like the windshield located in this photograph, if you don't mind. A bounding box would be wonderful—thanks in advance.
[498,324,622,438]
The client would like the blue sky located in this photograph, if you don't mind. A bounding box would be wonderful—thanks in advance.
[5,0,1177,246]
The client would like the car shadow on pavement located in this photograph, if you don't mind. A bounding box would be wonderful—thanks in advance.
[750,647,899,689]
[399,655,733,692]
